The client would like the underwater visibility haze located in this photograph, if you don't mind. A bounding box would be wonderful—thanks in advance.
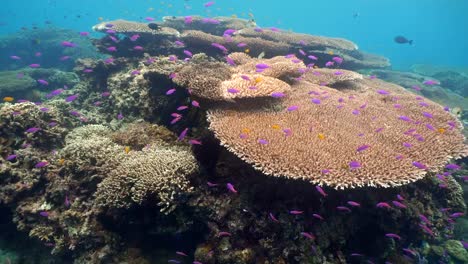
[0,0,468,263]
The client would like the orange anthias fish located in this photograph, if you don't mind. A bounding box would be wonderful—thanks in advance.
[437,128,446,134]
[254,77,263,84]
[3,96,14,102]
[124,146,131,154]
[271,124,280,130]
[242,128,251,134]
[318,133,326,140]
[58,158,65,165]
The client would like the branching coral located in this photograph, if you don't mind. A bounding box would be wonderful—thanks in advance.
[95,144,197,213]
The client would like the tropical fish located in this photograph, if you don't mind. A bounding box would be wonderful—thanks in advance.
[347,201,361,207]
[289,210,304,215]
[3,96,14,102]
[385,233,401,240]
[269,212,280,222]
[315,186,327,197]
[226,183,237,193]
[317,133,325,140]
[376,202,392,209]
[394,36,413,45]
[392,201,407,209]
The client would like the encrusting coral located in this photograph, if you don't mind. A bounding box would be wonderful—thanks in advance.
[183,54,468,189]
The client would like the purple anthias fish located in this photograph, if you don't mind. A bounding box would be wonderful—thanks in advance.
[226,183,237,193]
[412,161,427,169]
[211,43,227,52]
[356,145,370,152]
[385,233,401,240]
[269,92,285,99]
[392,201,407,209]
[6,154,17,161]
[61,41,77,47]
[26,127,41,133]
[287,105,299,111]
[178,128,189,141]
[347,201,361,207]
[269,212,280,222]
[445,164,461,170]
[376,202,391,209]
[349,161,361,169]
[315,186,327,197]
[46,89,64,98]
[37,79,49,85]
[311,98,321,104]
[301,232,315,240]
[337,206,351,213]
[289,210,303,215]
[312,214,324,220]
[35,161,48,168]
[65,95,78,102]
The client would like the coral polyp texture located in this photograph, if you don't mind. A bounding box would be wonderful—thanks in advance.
[95,144,197,213]
[174,54,304,101]
[92,19,180,37]
[199,55,467,189]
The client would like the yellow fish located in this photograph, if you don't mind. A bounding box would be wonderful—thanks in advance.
[58,158,65,165]
[437,128,446,134]
[318,133,326,140]
[255,77,263,84]
[3,96,14,102]
[244,48,250,53]
[124,146,131,154]
[242,128,251,134]
[328,51,334,55]
[271,124,280,130]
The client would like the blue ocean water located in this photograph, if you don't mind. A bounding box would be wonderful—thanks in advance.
[1,0,468,70]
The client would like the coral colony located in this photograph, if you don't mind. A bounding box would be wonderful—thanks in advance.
[0,15,467,264]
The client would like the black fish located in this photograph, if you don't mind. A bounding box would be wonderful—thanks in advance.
[148,23,160,30]
[394,36,413,45]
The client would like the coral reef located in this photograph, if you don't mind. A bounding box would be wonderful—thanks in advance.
[92,16,389,70]
[175,54,467,188]
[0,15,466,264]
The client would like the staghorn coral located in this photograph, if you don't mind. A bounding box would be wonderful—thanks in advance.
[95,144,197,213]
[203,56,467,189]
